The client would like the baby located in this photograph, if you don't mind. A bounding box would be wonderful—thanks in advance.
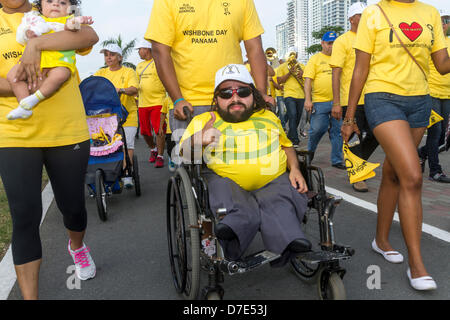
[6,0,93,120]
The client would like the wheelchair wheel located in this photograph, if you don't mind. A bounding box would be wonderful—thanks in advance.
[132,154,141,196]
[317,268,346,300]
[166,167,200,300]
[290,257,321,284]
[95,169,107,221]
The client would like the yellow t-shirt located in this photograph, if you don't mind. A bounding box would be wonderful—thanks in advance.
[180,109,292,191]
[276,62,305,99]
[330,31,364,106]
[354,0,447,96]
[0,9,89,148]
[38,15,77,73]
[145,0,264,106]
[428,37,450,99]
[161,95,173,134]
[136,59,166,107]
[94,67,139,127]
[272,72,283,97]
[303,52,333,103]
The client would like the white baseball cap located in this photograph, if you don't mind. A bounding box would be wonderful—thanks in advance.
[100,43,122,56]
[439,9,449,18]
[214,64,254,91]
[348,2,366,19]
[135,39,152,50]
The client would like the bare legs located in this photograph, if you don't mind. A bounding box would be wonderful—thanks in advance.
[14,229,86,300]
[373,120,428,278]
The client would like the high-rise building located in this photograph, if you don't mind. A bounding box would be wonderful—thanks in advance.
[323,0,367,32]
[281,0,368,62]
[284,0,309,63]
[308,0,323,49]
[276,22,288,61]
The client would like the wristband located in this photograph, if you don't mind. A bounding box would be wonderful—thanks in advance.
[174,98,185,105]
[342,118,356,126]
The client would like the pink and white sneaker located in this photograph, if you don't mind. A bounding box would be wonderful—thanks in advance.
[68,240,96,280]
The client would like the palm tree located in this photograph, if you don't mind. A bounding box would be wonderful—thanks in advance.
[101,35,137,70]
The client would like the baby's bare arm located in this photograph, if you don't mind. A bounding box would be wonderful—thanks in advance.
[65,16,94,32]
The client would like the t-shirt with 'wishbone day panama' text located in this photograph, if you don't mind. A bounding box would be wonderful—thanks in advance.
[145,0,264,107]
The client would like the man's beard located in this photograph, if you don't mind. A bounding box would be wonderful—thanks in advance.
[216,102,254,123]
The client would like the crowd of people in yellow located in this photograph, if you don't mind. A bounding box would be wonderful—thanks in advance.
[0,0,449,299]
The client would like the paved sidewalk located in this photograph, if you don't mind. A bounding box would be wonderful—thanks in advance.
[296,134,450,234]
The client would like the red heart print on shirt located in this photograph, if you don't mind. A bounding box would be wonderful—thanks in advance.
[399,22,423,42]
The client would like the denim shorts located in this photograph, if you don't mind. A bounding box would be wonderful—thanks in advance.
[364,93,432,130]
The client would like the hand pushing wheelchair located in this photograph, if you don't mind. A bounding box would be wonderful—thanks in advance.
[166,111,354,300]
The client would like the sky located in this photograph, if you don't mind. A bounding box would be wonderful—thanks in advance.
[77,0,450,80]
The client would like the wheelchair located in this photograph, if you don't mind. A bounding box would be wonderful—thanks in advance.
[166,110,354,300]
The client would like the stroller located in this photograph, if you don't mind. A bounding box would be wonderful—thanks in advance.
[80,76,141,221]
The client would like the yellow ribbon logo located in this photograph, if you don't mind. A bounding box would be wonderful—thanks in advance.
[428,110,443,128]
[343,143,380,184]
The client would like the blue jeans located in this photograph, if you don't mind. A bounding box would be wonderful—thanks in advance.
[284,97,304,145]
[276,96,287,128]
[307,101,343,165]
[419,97,450,176]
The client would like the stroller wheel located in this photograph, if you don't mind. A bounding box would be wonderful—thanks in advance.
[95,169,108,221]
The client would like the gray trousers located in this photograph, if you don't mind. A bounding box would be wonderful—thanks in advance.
[204,170,308,265]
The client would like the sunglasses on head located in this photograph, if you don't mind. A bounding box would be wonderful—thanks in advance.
[217,86,252,99]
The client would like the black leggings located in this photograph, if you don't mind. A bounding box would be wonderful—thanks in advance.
[0,141,90,265]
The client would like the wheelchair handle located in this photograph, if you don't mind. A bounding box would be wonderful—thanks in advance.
[183,106,193,124]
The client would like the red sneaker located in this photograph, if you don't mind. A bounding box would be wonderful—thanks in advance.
[149,150,157,163]
[155,156,164,168]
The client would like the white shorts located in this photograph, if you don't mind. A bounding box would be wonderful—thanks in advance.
[123,126,137,150]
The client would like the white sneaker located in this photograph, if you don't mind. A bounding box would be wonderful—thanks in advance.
[122,176,134,188]
[68,241,96,280]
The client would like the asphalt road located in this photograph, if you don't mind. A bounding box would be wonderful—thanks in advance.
[7,137,450,300]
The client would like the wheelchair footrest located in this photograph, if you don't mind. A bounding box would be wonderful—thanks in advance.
[296,250,351,265]
[221,251,281,275]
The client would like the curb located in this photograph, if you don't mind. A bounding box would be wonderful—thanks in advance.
[0,182,54,300]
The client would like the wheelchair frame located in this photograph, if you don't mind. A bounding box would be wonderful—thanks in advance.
[166,149,355,300]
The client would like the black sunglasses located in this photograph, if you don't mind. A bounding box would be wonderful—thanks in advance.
[443,18,450,25]
[217,86,252,99]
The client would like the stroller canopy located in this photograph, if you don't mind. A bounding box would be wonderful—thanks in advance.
[79,76,125,119]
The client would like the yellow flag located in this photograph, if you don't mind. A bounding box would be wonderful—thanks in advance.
[343,143,380,184]
[428,110,443,128]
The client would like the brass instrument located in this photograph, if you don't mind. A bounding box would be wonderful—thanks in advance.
[287,53,304,89]
[265,47,280,69]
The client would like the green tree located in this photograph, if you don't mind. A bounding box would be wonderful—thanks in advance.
[101,35,137,70]
[306,26,344,55]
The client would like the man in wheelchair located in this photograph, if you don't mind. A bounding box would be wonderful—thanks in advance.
[180,64,312,266]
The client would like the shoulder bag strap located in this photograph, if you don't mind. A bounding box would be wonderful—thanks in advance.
[376,4,427,80]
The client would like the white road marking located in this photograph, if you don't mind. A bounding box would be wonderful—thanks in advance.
[326,186,450,243]
[0,183,54,300]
